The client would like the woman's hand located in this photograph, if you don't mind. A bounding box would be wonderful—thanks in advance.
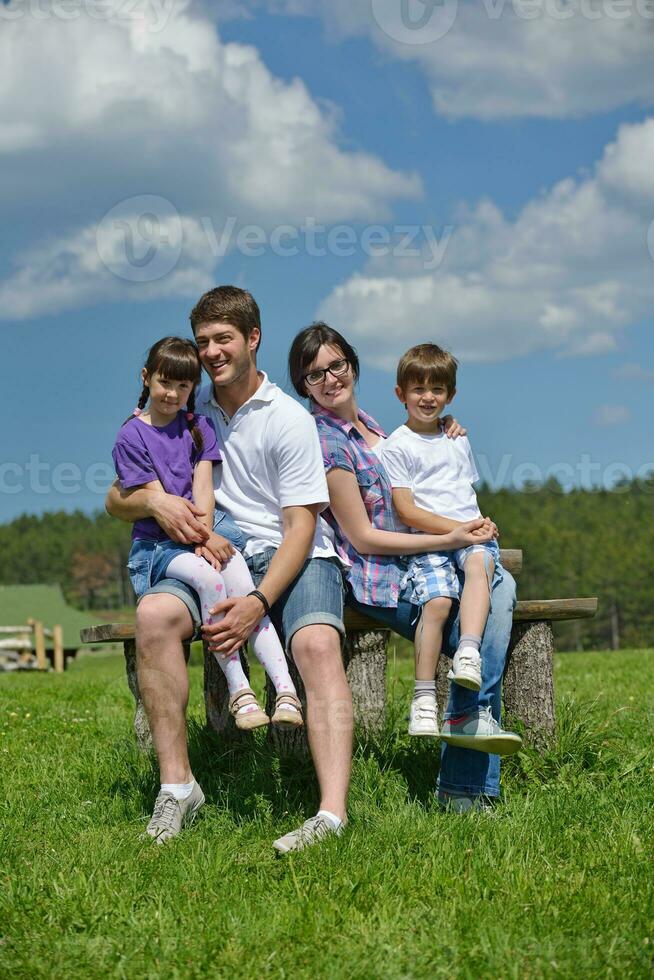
[195,532,235,568]
[448,517,497,549]
[440,415,467,439]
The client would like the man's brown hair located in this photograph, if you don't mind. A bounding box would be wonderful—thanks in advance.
[189,285,261,351]
[396,343,458,395]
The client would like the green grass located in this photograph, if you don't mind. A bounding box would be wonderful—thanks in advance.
[1,647,653,979]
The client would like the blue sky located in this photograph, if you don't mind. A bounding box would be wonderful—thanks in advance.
[1,0,653,521]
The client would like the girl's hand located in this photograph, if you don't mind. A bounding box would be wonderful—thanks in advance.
[201,532,235,566]
[440,415,467,439]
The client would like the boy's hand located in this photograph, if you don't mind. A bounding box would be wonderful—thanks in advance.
[449,518,494,549]
[195,532,235,568]
[471,516,499,539]
[440,415,467,439]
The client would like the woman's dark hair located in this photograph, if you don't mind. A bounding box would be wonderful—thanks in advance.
[288,322,360,398]
[126,336,204,450]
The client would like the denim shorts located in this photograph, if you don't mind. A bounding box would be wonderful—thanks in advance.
[132,509,246,624]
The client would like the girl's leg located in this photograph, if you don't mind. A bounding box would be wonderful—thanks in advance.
[219,551,298,697]
[164,553,257,710]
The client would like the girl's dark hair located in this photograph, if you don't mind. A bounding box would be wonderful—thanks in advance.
[288,322,360,399]
[126,336,204,450]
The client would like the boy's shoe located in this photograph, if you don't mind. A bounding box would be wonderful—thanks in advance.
[271,692,304,729]
[440,706,522,756]
[447,646,482,691]
[145,782,205,844]
[408,694,439,737]
[229,688,269,730]
[273,815,343,855]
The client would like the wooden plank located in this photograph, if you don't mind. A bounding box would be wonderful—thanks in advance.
[80,623,136,643]
[33,620,48,670]
[513,598,598,622]
[500,549,522,577]
[53,625,64,674]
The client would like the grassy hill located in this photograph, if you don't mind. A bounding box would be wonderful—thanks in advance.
[1,647,652,978]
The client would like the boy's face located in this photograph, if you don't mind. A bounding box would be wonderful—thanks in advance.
[395,378,454,429]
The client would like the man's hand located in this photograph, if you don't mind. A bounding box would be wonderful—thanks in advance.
[440,414,467,439]
[448,518,495,549]
[195,532,235,568]
[151,494,210,545]
[202,595,264,656]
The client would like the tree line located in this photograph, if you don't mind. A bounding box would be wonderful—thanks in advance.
[1,476,652,650]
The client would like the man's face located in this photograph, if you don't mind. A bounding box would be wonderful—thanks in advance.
[194,320,259,388]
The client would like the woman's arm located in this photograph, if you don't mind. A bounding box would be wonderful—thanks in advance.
[327,468,493,555]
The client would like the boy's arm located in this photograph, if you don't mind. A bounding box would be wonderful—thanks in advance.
[392,487,464,534]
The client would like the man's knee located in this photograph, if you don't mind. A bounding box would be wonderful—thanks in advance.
[291,624,345,679]
[137,593,194,641]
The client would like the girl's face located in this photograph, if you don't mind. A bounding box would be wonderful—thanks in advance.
[304,344,354,413]
[143,368,195,422]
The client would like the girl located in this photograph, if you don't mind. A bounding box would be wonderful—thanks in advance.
[112,336,303,731]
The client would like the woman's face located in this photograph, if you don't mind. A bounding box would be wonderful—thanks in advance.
[304,344,355,412]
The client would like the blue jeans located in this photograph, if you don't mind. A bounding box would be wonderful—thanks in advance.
[348,570,517,798]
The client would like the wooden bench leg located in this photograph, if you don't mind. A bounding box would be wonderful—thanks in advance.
[265,653,308,757]
[344,628,389,734]
[504,620,556,747]
[124,638,191,751]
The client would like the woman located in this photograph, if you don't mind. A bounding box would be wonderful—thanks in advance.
[288,323,519,811]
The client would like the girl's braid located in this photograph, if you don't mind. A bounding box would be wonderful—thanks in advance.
[185,388,204,452]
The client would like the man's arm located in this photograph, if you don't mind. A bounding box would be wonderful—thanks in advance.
[202,503,319,655]
[105,480,209,545]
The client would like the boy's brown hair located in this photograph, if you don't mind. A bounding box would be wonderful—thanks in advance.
[189,285,261,351]
[396,343,458,395]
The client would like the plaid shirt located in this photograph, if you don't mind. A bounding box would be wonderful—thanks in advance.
[312,404,407,607]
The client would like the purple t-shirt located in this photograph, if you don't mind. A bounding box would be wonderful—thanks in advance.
[112,412,222,541]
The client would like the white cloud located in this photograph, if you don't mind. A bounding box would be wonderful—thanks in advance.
[0,0,420,318]
[255,0,654,120]
[593,404,631,426]
[317,118,654,366]
[614,362,654,382]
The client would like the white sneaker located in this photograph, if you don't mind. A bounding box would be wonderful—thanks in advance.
[273,815,342,854]
[440,706,522,756]
[408,694,439,737]
[448,646,482,691]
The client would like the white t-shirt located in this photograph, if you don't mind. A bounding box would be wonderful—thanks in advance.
[196,374,336,559]
[381,425,481,523]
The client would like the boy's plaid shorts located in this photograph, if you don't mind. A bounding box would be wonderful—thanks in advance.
[403,540,502,606]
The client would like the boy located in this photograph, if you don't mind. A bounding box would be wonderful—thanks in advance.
[381,343,502,738]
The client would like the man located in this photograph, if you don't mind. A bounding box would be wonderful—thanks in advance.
[106,286,351,852]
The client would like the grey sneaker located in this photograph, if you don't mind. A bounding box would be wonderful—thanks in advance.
[273,815,343,855]
[440,706,522,756]
[438,791,496,814]
[145,782,205,844]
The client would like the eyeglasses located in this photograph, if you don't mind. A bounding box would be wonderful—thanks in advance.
[303,358,350,387]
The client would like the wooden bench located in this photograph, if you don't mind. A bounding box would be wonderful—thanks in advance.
[80,549,597,751]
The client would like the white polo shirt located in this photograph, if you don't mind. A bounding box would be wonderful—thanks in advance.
[196,373,337,559]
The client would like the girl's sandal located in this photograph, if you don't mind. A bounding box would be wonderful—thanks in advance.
[229,688,269,731]
[271,692,304,729]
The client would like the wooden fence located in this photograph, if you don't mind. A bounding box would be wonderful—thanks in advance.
[0,620,64,672]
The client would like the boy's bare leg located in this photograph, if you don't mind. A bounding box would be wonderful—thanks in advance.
[136,593,194,784]
[459,553,493,637]
[290,624,352,823]
[415,597,452,680]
